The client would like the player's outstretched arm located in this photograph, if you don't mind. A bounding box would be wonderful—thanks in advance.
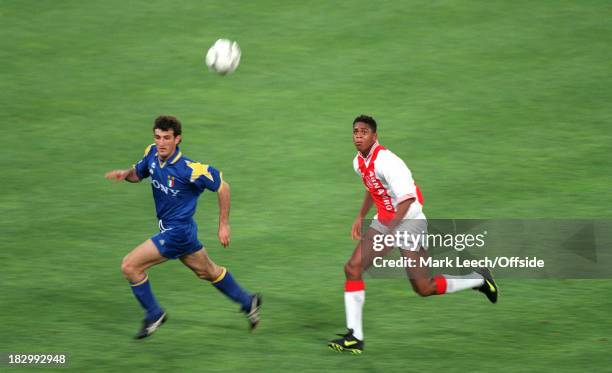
[351,191,374,240]
[104,168,141,183]
[387,198,414,232]
[217,181,231,247]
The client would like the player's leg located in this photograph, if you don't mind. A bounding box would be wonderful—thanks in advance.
[180,248,261,329]
[121,239,168,338]
[178,246,223,281]
[344,227,394,280]
[122,239,168,282]
[330,227,393,353]
[400,248,440,296]
[400,249,498,302]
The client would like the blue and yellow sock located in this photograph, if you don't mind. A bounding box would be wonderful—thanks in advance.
[211,267,252,312]
[130,274,164,321]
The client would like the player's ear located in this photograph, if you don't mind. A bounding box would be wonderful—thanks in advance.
[175,135,182,145]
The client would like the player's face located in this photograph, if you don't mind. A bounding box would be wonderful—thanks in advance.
[154,128,181,160]
[353,122,377,154]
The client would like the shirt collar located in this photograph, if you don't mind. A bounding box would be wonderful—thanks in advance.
[357,141,381,162]
[157,146,182,168]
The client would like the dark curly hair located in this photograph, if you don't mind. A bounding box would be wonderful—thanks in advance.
[352,115,377,133]
[153,115,182,137]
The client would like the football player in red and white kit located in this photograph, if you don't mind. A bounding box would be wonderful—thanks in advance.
[328,115,498,354]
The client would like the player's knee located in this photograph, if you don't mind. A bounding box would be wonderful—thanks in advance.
[344,261,361,279]
[412,282,436,297]
[121,256,138,279]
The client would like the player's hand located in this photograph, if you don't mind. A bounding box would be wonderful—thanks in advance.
[351,216,363,240]
[218,223,231,248]
[105,169,130,181]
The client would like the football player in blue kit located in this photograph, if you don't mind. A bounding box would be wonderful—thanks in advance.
[105,115,261,339]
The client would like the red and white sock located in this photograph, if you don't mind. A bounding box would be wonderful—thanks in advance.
[434,273,484,294]
[344,280,365,341]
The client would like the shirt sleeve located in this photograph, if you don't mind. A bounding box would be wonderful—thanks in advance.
[377,151,417,203]
[186,161,223,192]
[133,144,154,179]
[353,156,369,191]
[353,156,361,177]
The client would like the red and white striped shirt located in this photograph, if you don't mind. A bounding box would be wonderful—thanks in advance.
[353,142,425,225]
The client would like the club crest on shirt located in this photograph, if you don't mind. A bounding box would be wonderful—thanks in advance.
[168,176,175,188]
[151,179,180,196]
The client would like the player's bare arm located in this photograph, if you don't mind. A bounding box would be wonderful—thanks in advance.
[105,168,140,183]
[217,181,231,247]
[386,198,414,232]
[351,192,374,240]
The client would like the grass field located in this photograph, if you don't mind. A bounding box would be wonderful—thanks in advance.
[1,1,611,371]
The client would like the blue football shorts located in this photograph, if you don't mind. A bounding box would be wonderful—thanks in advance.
[151,220,203,259]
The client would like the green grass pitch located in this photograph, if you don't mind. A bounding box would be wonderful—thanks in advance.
[1,1,611,371]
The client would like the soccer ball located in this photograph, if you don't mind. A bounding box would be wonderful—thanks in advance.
[205,39,241,75]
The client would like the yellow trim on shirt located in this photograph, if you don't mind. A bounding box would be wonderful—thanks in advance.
[171,152,182,164]
[144,144,154,156]
[217,173,225,192]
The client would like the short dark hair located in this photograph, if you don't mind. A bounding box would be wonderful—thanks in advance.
[153,115,182,137]
[353,115,377,133]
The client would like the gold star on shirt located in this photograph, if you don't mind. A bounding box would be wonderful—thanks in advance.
[186,161,213,182]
